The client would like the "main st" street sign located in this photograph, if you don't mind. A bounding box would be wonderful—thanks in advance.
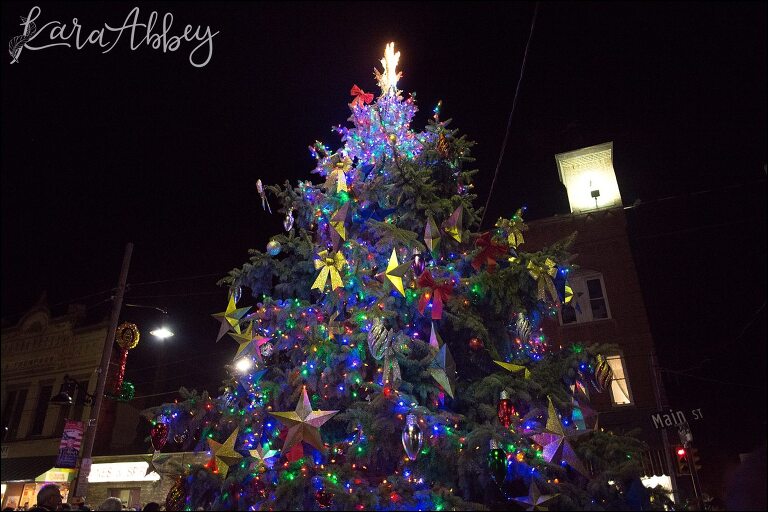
[650,407,703,429]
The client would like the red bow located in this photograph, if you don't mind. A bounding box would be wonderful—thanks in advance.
[417,270,454,320]
[471,232,508,272]
[349,84,373,107]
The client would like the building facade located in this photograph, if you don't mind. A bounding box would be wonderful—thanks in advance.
[524,142,678,496]
[1,295,108,507]
[0,295,146,508]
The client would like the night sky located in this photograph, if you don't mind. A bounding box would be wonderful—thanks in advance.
[2,1,765,469]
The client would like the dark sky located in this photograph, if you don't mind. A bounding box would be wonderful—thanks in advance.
[2,1,766,459]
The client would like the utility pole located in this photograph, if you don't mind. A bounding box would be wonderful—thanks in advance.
[72,242,133,502]
[650,351,681,504]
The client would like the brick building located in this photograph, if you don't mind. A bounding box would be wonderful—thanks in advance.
[524,142,679,498]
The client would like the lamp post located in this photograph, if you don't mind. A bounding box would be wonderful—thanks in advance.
[71,242,133,502]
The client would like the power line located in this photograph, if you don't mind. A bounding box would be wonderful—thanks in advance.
[129,272,227,288]
[481,1,539,228]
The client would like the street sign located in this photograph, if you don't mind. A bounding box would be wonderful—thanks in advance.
[650,407,703,429]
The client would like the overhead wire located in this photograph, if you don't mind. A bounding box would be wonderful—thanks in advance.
[480,1,539,227]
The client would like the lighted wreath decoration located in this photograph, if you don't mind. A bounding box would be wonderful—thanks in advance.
[116,321,140,350]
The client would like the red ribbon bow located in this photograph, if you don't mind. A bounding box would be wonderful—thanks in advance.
[349,84,374,107]
[471,232,508,272]
[417,270,454,320]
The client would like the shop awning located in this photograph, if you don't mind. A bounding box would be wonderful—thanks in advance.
[1,456,60,482]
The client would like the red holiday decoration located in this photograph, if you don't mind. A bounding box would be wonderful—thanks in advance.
[471,232,508,272]
[150,422,169,451]
[111,347,129,395]
[497,390,516,428]
[349,85,374,107]
[205,454,219,473]
[416,270,453,320]
[278,428,305,463]
[468,337,484,351]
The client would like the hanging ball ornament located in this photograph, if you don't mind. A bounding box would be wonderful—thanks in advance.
[497,390,516,429]
[412,250,425,277]
[488,439,508,484]
[283,207,295,232]
[401,414,423,461]
[468,336,484,351]
[260,342,275,359]
[266,240,282,256]
[150,421,169,451]
[117,381,135,402]
[388,133,397,144]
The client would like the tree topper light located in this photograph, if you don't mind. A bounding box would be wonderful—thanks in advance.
[375,42,402,96]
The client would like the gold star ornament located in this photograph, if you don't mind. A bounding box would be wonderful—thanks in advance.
[206,428,244,479]
[512,482,559,511]
[494,359,532,379]
[270,387,339,454]
[228,321,255,359]
[211,295,251,342]
[384,248,410,296]
[529,396,590,476]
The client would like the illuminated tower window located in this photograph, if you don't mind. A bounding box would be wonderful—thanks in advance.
[555,142,623,213]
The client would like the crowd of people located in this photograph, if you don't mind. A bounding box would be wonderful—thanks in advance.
[1,485,162,512]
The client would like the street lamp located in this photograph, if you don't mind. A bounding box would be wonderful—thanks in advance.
[62,243,178,504]
[124,303,174,339]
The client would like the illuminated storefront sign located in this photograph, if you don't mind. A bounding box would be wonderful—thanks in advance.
[87,462,160,483]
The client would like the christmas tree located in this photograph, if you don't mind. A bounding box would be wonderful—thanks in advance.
[143,43,658,511]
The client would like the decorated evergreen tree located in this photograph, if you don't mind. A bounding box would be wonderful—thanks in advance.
[143,43,657,511]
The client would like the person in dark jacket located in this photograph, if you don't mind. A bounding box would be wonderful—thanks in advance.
[29,484,63,511]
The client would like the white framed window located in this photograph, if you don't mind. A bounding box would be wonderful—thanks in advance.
[606,354,633,406]
[560,271,611,325]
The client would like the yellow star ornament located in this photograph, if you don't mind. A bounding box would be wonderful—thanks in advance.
[206,428,243,479]
[385,248,410,296]
[211,295,251,342]
[228,321,255,359]
[270,387,338,454]
[330,204,349,241]
[494,360,532,379]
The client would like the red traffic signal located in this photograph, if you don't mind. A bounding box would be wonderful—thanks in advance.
[674,445,690,475]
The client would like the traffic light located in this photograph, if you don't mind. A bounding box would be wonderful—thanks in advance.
[691,447,702,471]
[675,445,690,475]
